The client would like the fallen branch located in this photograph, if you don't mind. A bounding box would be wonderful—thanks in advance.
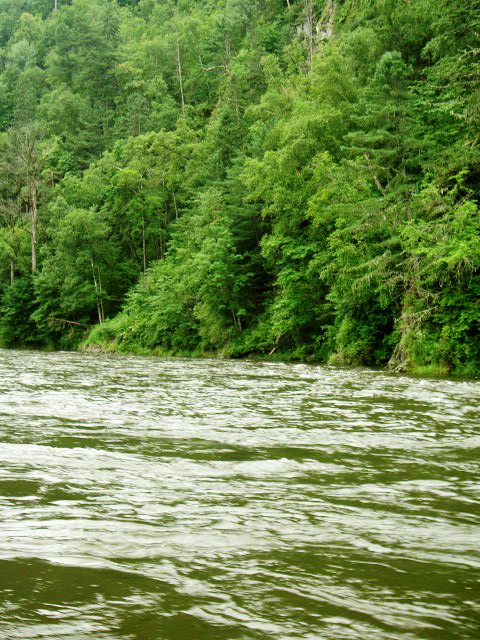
[47,317,90,328]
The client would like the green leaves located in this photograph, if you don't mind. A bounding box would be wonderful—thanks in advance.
[0,0,477,374]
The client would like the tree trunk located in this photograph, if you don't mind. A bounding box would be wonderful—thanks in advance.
[231,309,242,333]
[91,258,104,325]
[142,216,147,272]
[225,33,239,116]
[159,237,165,261]
[97,266,105,324]
[172,190,179,220]
[29,180,38,274]
[175,31,185,112]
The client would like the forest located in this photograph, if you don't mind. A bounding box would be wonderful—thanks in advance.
[0,0,478,376]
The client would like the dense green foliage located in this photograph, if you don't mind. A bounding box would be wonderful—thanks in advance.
[0,0,479,375]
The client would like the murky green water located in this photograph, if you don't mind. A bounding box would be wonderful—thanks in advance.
[0,349,479,639]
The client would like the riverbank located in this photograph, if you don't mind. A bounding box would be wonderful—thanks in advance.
[80,319,463,380]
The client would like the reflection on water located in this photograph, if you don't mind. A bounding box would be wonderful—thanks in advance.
[0,349,479,639]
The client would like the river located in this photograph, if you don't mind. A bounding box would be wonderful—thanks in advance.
[0,349,478,639]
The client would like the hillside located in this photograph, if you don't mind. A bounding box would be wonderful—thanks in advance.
[0,0,479,375]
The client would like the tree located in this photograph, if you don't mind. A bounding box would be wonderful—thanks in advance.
[2,124,43,273]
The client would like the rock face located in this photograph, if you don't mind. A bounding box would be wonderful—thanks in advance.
[317,0,336,41]
[296,0,336,44]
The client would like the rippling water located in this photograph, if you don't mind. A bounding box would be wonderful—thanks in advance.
[0,349,479,639]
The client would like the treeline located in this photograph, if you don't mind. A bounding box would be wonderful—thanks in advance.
[0,0,478,375]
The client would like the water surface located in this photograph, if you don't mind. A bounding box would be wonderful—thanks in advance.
[0,349,479,639]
